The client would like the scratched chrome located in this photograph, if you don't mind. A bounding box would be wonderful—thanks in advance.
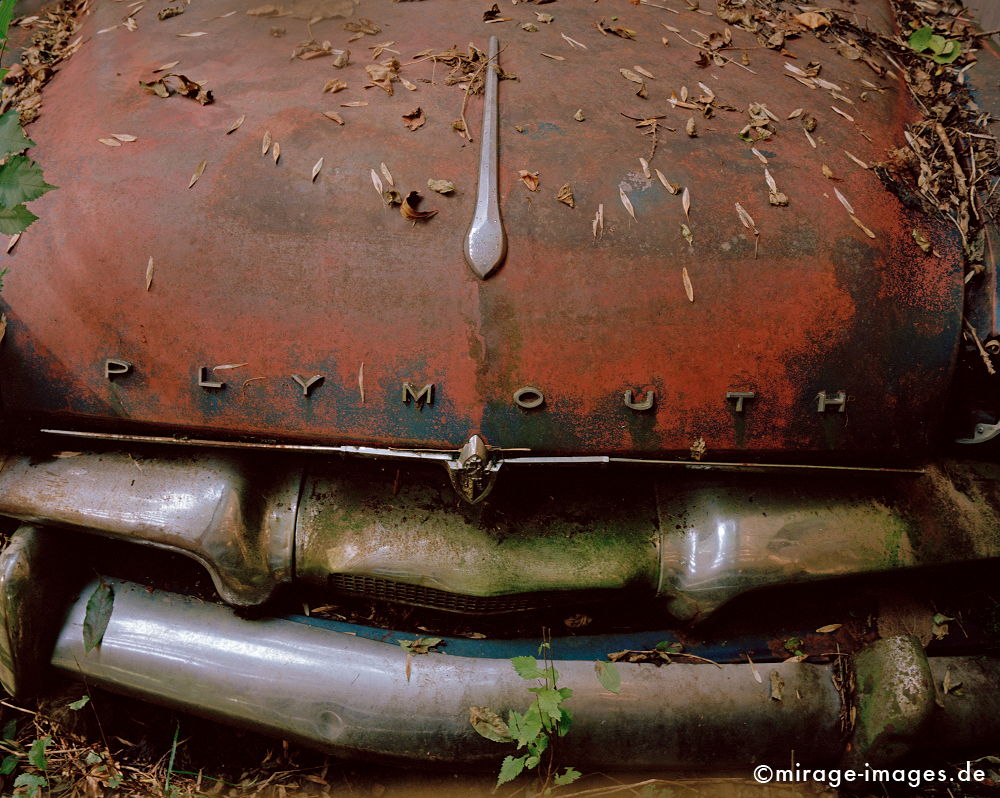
[0,451,301,606]
[51,579,842,767]
[463,35,506,280]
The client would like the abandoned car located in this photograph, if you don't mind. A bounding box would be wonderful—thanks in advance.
[0,0,999,778]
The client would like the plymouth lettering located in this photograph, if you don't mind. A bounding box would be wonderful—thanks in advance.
[402,382,434,406]
[104,358,132,380]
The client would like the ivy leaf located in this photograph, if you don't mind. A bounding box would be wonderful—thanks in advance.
[68,695,90,711]
[0,0,15,43]
[0,754,17,775]
[907,27,933,52]
[554,767,582,786]
[83,580,114,652]
[927,34,947,54]
[2,718,17,740]
[507,709,542,748]
[933,40,961,64]
[594,660,621,694]
[0,111,31,157]
[13,773,47,797]
[0,204,38,234]
[511,656,544,680]
[497,755,527,786]
[27,736,51,771]
[0,156,55,207]
[528,687,564,722]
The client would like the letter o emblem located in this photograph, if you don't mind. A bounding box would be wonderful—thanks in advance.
[513,386,545,409]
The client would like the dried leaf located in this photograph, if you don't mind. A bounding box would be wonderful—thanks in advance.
[153,60,180,72]
[639,157,650,179]
[561,32,586,49]
[804,128,817,149]
[371,168,383,195]
[787,108,803,119]
[912,228,931,252]
[834,187,854,214]
[323,79,347,93]
[540,52,565,61]
[383,189,402,206]
[226,114,246,134]
[518,170,540,191]
[794,11,830,29]
[428,178,455,194]
[682,267,693,302]
[340,101,367,107]
[213,362,248,371]
[322,111,345,125]
[6,233,20,253]
[849,213,875,239]
[176,30,208,37]
[831,105,855,122]
[680,222,693,247]
[400,190,437,222]
[619,187,636,221]
[573,109,585,122]
[844,150,869,169]
[188,159,206,188]
[746,653,762,683]
[556,183,574,207]
[401,77,417,91]
[681,186,690,218]
[402,107,425,131]
[633,65,654,79]
[620,68,644,84]
[98,137,122,147]
[735,202,757,233]
[358,361,365,404]
[380,162,393,187]
[311,157,323,181]
[272,141,280,164]
[816,623,842,633]
[685,117,697,137]
[112,133,138,142]
[592,203,604,239]
[262,129,272,156]
[145,256,154,290]
[769,670,785,701]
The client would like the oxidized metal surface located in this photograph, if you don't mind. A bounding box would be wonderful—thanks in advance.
[0,450,301,605]
[52,578,844,768]
[0,0,962,458]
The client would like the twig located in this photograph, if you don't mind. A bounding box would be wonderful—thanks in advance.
[674,32,757,73]
[934,121,970,199]
[964,318,997,375]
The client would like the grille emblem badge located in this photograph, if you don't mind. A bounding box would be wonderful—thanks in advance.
[463,36,506,280]
[447,434,502,504]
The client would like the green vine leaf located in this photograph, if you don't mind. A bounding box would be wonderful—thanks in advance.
[13,773,47,797]
[594,660,621,694]
[0,204,38,235]
[27,736,51,771]
[0,0,15,42]
[0,110,33,157]
[0,155,56,208]
[554,767,582,786]
[496,754,527,787]
[511,656,544,680]
[907,26,933,51]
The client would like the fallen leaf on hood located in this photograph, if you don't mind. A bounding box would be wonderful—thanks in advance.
[685,117,697,137]
[402,107,425,131]
[98,137,122,147]
[680,222,693,247]
[735,202,758,234]
[556,183,574,207]
[690,435,706,460]
[272,141,281,164]
[323,79,347,93]
[247,4,283,16]
[912,228,931,252]
[537,12,553,23]
[639,157,650,179]
[401,77,417,91]
[597,19,636,39]
[834,187,854,214]
[400,190,437,222]
[97,25,120,33]
[794,11,830,28]
[112,133,137,142]
[816,623,842,633]
[769,670,784,701]
[522,22,538,32]
[383,189,402,206]
[213,362,248,371]
[561,32,586,49]
[344,17,379,35]
[751,147,767,164]
[322,111,345,124]
[153,60,180,72]
[831,105,855,122]
[540,52,565,60]
[188,159,206,188]
[145,256,154,290]
[158,5,184,20]
[124,17,138,31]
[176,31,208,37]
[592,203,604,238]
[226,114,245,134]
[681,186,690,218]
[311,157,323,181]
[620,68,644,84]
[849,214,875,239]
[262,130,272,155]
[821,164,835,179]
[371,168,383,195]
[6,233,20,253]
[787,107,803,119]
[655,169,679,194]
[482,3,502,21]
[140,73,213,104]
[619,187,636,221]
[358,362,365,404]
[573,109,585,121]
[380,162,393,187]
[682,267,693,302]
[518,170,539,191]
[428,178,455,194]
[844,150,869,169]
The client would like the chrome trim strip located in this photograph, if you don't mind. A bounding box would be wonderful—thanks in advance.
[41,429,925,475]
[463,35,506,280]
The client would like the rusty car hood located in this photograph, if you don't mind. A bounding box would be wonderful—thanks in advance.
[0,0,962,457]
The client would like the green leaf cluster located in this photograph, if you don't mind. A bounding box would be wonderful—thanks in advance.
[907,26,962,64]
[83,580,115,652]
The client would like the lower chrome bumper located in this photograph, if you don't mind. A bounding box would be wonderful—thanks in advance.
[37,576,1000,770]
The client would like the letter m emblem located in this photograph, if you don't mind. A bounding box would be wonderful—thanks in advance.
[401,382,434,407]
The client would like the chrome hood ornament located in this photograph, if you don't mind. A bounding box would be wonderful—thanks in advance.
[446,434,502,504]
[463,36,506,280]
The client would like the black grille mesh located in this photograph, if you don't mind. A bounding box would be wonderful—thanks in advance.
[327,573,592,614]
